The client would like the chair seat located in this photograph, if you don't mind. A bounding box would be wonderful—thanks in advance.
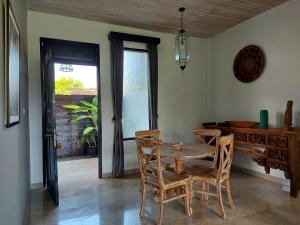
[161,159,175,169]
[184,158,214,169]
[150,159,175,170]
[186,165,230,184]
[145,163,188,185]
[162,170,189,186]
[185,164,218,181]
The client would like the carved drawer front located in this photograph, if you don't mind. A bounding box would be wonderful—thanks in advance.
[267,135,288,148]
[267,148,289,162]
[267,148,289,174]
[234,132,247,142]
[253,157,266,167]
[248,133,266,145]
[269,160,288,172]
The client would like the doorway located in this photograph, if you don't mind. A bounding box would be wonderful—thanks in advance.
[40,38,102,205]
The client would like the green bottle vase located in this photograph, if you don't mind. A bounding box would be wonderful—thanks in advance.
[260,110,268,129]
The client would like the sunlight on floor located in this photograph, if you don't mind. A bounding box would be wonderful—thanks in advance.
[58,157,98,199]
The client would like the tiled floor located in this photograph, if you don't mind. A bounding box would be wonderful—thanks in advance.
[25,159,300,225]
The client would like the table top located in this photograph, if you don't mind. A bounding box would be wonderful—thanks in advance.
[160,144,216,159]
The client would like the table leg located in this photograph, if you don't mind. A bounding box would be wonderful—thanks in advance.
[175,159,185,206]
[290,176,298,198]
[175,158,184,174]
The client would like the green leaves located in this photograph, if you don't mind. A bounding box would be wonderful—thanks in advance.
[92,96,97,106]
[80,100,97,109]
[71,115,92,122]
[83,126,96,135]
[63,96,99,147]
[55,77,84,95]
[62,105,81,110]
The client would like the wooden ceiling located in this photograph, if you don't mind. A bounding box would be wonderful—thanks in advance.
[26,0,289,38]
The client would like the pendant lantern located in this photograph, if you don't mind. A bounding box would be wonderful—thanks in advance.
[175,7,190,71]
[60,64,73,72]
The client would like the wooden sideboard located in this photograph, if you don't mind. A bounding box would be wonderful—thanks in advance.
[203,122,300,197]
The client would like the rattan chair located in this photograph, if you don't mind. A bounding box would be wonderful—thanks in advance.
[192,128,221,164]
[186,134,234,218]
[135,130,174,169]
[135,129,161,140]
[136,137,192,225]
[193,128,221,145]
[184,129,221,172]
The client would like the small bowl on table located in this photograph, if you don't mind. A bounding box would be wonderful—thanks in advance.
[171,142,183,150]
[226,121,259,128]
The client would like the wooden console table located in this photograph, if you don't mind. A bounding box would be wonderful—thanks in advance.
[203,123,300,197]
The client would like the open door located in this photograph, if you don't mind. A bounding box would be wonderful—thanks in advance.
[40,38,102,206]
[42,59,59,205]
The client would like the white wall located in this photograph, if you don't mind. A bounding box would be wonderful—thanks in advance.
[0,1,30,225]
[29,0,299,184]
[28,11,211,184]
[210,0,300,178]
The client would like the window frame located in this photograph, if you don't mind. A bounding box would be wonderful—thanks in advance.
[122,47,151,141]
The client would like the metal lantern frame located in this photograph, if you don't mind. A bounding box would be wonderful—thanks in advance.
[175,7,190,71]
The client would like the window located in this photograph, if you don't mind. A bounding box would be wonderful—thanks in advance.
[122,49,150,139]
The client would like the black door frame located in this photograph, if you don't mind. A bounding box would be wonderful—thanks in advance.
[40,38,103,186]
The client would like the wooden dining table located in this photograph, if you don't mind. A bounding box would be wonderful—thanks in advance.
[161,144,217,174]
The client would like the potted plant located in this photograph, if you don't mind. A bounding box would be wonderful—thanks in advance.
[80,126,98,155]
[63,96,98,156]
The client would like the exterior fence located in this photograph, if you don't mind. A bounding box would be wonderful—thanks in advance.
[55,95,95,158]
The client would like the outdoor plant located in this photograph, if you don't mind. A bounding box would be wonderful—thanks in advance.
[63,96,98,147]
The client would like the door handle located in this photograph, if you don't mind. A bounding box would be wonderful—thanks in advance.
[56,143,62,150]
[53,129,62,150]
[53,129,57,146]
[45,131,59,145]
[45,131,61,150]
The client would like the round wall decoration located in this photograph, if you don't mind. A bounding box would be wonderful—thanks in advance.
[233,45,265,83]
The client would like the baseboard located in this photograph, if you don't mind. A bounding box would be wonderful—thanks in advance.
[22,189,31,225]
[102,168,139,178]
[233,165,285,184]
[30,169,139,185]
[106,166,285,184]
[30,182,43,190]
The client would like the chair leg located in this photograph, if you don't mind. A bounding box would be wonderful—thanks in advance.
[158,191,164,225]
[205,183,210,200]
[201,182,209,200]
[189,179,193,205]
[225,178,234,209]
[139,183,147,217]
[201,182,206,200]
[217,184,226,218]
[184,183,192,216]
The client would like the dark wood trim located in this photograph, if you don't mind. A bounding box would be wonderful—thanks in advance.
[109,31,160,45]
[122,47,152,142]
[40,37,99,66]
[52,59,96,66]
[124,47,148,53]
[40,40,47,187]
[40,38,103,182]
[40,37,99,49]
[95,45,103,179]
[123,137,136,141]
[109,32,159,144]
[5,0,21,128]
[6,121,20,127]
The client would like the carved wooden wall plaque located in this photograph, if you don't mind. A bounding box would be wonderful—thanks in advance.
[233,45,265,83]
